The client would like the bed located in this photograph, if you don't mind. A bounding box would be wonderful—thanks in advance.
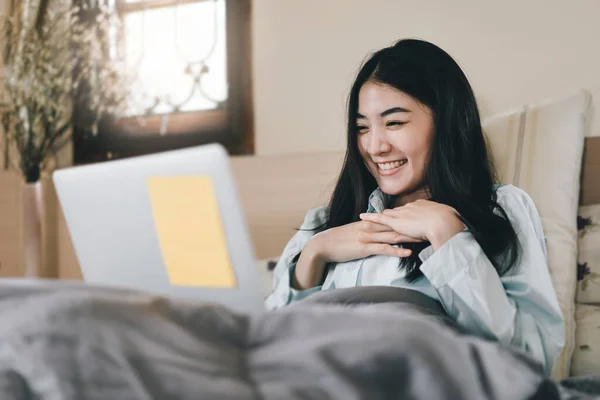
[1,91,598,399]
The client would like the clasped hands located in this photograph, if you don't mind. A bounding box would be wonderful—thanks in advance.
[293,200,465,289]
[310,199,465,265]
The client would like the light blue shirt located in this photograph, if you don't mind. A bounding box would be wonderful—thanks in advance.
[265,184,565,376]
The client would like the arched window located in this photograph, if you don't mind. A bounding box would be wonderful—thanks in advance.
[74,0,253,164]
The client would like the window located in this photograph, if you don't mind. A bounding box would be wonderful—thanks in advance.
[123,0,228,116]
[73,0,253,164]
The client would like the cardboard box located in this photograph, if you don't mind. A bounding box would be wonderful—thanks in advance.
[0,170,59,278]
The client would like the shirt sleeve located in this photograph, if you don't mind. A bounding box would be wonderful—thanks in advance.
[418,185,565,376]
[264,207,328,310]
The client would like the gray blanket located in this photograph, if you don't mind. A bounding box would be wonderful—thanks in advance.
[0,279,597,400]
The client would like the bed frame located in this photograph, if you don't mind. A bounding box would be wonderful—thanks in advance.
[582,137,600,205]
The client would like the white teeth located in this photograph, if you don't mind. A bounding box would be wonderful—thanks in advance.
[377,160,407,170]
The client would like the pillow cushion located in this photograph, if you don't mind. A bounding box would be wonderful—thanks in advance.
[571,304,600,376]
[576,204,600,304]
[483,91,592,379]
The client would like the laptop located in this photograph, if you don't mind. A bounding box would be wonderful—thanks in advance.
[53,144,265,314]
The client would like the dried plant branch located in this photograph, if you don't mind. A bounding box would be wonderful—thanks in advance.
[0,0,130,182]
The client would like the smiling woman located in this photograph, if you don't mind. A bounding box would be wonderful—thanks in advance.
[73,0,253,164]
[265,38,565,377]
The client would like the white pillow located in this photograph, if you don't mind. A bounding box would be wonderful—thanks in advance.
[483,90,592,380]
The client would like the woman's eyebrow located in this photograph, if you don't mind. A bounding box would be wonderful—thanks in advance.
[380,107,411,117]
[356,107,411,119]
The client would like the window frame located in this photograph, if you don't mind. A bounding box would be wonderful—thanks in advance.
[73,0,254,164]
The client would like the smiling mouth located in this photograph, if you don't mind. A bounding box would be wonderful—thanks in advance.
[376,159,407,173]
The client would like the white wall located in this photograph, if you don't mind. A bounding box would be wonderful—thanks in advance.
[252,0,600,156]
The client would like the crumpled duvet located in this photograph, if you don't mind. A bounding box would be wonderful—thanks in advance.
[0,279,597,400]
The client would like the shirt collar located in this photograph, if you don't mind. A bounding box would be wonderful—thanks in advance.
[366,187,436,258]
[366,187,394,213]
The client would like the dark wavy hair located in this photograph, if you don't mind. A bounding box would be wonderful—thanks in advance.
[320,38,520,282]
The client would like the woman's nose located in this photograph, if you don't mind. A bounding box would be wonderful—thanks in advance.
[367,128,392,155]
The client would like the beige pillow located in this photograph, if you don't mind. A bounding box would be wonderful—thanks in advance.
[571,304,600,376]
[577,204,600,304]
[483,90,592,379]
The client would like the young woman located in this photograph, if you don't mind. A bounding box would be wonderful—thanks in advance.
[265,39,564,375]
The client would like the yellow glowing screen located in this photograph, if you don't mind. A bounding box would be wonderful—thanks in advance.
[147,176,236,288]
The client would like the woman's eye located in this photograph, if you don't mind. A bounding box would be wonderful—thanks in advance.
[387,121,407,127]
[356,125,369,133]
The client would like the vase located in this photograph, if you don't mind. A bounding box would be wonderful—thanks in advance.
[21,181,44,278]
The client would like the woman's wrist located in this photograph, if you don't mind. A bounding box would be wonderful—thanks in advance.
[292,236,327,290]
[427,211,465,251]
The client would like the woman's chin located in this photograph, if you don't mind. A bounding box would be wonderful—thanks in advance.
[378,181,407,197]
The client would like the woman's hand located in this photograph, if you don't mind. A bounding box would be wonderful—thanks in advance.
[311,220,420,263]
[293,221,419,289]
[359,200,465,251]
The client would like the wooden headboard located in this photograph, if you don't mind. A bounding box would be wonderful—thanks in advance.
[582,137,600,205]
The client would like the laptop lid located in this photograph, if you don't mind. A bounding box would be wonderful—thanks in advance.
[53,144,264,314]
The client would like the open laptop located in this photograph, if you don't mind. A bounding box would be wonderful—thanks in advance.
[53,144,265,314]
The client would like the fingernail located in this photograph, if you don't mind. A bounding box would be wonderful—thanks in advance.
[402,249,412,256]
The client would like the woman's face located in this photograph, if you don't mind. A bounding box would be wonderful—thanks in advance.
[356,82,434,205]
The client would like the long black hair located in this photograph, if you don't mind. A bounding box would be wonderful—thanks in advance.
[322,38,519,281]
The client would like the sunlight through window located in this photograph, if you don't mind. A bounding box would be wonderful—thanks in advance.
[122,0,227,116]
